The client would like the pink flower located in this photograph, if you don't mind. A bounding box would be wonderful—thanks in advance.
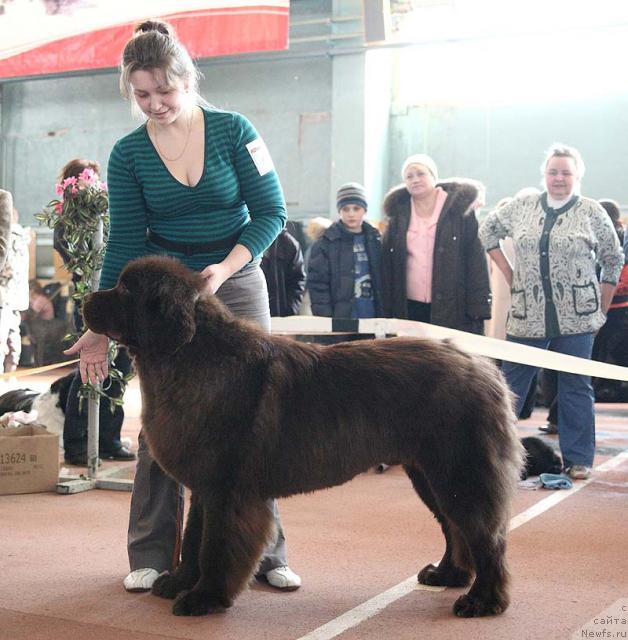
[55,202,63,214]
[62,176,77,189]
[71,186,78,194]
[55,183,64,196]
[78,167,96,186]
[98,181,108,192]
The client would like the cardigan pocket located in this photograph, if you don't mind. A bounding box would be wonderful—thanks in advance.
[572,282,599,316]
[511,289,527,319]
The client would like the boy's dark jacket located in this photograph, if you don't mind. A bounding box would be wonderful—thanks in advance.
[382,180,491,333]
[307,220,383,318]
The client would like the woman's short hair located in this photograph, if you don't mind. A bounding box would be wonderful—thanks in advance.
[59,158,101,183]
[541,143,585,179]
[119,19,202,116]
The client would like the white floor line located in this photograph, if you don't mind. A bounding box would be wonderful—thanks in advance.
[295,450,628,640]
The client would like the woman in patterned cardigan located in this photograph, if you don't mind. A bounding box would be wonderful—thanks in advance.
[479,143,623,481]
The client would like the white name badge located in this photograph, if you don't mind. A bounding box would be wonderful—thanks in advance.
[246,138,275,176]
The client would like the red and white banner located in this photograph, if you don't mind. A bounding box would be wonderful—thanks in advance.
[0,1,289,81]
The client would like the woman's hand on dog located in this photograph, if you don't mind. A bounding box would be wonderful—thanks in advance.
[201,245,253,294]
[200,263,231,294]
[64,330,109,384]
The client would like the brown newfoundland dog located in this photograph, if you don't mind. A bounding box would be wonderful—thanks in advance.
[83,256,523,618]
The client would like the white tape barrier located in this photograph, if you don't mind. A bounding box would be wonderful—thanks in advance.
[270,316,628,382]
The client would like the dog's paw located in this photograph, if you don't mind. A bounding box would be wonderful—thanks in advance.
[172,590,231,616]
[418,563,471,587]
[453,593,508,617]
[152,572,189,599]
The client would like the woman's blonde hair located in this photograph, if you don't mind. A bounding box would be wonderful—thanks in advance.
[119,19,207,117]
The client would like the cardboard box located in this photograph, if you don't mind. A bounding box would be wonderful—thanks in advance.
[0,425,59,495]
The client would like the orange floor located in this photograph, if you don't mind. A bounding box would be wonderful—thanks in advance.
[1,365,627,640]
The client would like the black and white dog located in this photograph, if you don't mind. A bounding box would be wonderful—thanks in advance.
[520,436,563,479]
[0,372,74,437]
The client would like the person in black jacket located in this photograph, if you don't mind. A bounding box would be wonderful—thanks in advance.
[382,154,490,334]
[53,158,135,465]
[261,229,306,316]
[307,183,383,318]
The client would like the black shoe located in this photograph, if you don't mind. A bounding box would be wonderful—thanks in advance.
[101,445,136,461]
[538,422,558,435]
[64,453,102,466]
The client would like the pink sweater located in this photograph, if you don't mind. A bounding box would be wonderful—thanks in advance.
[405,186,448,302]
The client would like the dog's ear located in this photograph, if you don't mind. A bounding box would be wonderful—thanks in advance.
[135,275,199,355]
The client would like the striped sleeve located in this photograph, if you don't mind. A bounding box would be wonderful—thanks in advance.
[99,139,149,290]
[230,113,286,258]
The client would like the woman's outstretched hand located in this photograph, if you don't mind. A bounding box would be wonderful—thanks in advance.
[64,329,109,384]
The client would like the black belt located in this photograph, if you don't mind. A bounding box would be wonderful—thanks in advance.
[147,229,241,256]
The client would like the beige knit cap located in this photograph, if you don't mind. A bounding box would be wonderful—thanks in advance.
[401,154,438,180]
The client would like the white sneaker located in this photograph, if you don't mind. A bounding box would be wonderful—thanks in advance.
[123,568,160,592]
[265,566,302,591]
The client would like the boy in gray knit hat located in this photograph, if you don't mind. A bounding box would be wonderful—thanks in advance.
[306,183,383,318]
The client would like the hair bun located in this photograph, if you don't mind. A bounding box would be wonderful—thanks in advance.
[134,20,172,37]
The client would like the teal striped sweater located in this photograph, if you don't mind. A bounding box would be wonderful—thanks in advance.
[99,107,286,290]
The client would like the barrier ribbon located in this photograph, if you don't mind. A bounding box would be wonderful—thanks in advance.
[270,317,628,382]
[0,359,79,381]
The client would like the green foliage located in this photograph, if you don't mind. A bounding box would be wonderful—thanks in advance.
[35,172,132,406]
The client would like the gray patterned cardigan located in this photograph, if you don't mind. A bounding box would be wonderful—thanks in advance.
[479,193,624,338]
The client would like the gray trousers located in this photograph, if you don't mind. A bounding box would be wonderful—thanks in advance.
[128,261,288,574]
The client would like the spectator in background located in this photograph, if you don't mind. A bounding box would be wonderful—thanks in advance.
[28,280,55,321]
[382,154,490,333]
[54,158,135,466]
[598,199,625,246]
[0,207,30,373]
[592,198,628,401]
[261,229,306,316]
[479,143,624,480]
[0,191,13,279]
[307,183,383,318]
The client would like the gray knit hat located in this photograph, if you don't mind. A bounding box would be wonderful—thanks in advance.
[336,182,368,211]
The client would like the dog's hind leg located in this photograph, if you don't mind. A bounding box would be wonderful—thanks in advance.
[448,515,510,618]
[172,494,274,616]
[426,470,512,617]
[152,492,203,600]
[404,465,472,588]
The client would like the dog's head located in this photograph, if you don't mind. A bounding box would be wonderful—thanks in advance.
[83,256,206,355]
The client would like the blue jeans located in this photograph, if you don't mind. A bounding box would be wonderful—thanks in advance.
[502,333,596,468]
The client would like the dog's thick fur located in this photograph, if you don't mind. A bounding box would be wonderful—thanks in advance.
[83,256,524,618]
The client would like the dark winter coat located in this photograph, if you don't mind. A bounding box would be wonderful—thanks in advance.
[261,229,306,316]
[307,220,383,318]
[381,181,491,334]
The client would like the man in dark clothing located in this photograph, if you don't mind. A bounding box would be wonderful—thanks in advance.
[307,183,383,318]
[261,229,306,316]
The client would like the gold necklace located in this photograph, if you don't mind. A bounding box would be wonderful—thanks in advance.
[151,108,193,162]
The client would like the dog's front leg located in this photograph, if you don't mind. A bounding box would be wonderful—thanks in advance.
[152,492,203,599]
[172,494,274,616]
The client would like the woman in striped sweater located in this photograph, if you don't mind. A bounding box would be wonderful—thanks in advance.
[66,19,301,593]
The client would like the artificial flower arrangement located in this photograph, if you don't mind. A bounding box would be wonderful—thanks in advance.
[36,167,131,408]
